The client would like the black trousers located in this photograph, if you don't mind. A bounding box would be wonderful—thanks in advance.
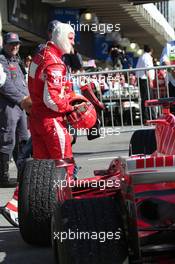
[139,78,156,122]
[0,105,29,156]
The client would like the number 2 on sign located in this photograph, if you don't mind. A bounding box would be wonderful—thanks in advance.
[102,43,108,55]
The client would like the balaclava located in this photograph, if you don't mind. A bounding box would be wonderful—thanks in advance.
[51,22,75,54]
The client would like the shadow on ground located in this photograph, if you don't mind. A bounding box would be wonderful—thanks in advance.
[0,227,54,264]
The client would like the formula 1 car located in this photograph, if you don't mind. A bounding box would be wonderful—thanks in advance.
[18,98,175,263]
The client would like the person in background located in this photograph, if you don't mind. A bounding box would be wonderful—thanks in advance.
[160,40,175,112]
[62,48,83,73]
[152,57,166,99]
[23,55,32,83]
[109,44,124,69]
[136,44,155,124]
[0,63,6,87]
[0,32,31,188]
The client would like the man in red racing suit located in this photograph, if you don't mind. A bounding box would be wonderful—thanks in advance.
[0,22,76,227]
[28,22,75,160]
[1,21,104,227]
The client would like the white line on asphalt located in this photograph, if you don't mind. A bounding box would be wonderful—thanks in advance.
[88,156,118,161]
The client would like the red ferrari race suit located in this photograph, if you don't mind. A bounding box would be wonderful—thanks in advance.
[28,42,74,160]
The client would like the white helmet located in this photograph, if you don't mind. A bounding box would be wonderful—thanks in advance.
[51,22,75,54]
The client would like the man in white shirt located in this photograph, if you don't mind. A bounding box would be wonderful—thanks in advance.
[160,40,175,112]
[136,45,155,123]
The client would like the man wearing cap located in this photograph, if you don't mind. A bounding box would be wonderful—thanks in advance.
[0,32,32,187]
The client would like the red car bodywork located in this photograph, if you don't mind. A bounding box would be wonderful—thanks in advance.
[56,98,175,262]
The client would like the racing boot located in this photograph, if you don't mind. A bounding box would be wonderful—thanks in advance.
[0,186,19,227]
[80,83,105,112]
[0,152,17,188]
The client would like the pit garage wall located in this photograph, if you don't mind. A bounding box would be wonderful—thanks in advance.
[0,0,132,62]
[7,0,50,39]
[0,0,114,60]
[0,0,93,57]
[0,0,52,59]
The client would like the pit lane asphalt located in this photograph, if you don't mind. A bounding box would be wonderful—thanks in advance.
[0,131,132,264]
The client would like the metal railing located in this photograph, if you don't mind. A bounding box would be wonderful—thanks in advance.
[72,65,175,132]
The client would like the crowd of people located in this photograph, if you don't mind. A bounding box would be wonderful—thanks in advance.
[0,18,175,226]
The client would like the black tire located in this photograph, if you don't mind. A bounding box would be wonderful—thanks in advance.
[19,158,66,246]
[52,195,128,264]
[129,128,156,156]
